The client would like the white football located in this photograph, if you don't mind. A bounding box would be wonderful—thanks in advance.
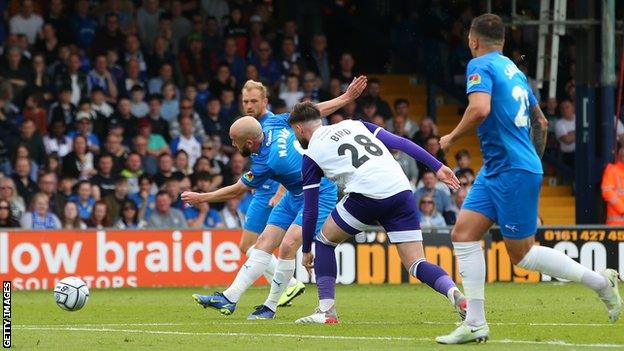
[54,277,89,311]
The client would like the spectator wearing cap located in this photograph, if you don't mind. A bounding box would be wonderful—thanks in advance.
[170,115,202,168]
[70,0,98,49]
[130,85,149,118]
[137,117,169,158]
[136,0,163,52]
[54,54,88,106]
[62,135,96,180]
[43,120,71,160]
[129,174,156,222]
[9,0,43,45]
[170,98,206,140]
[147,190,188,228]
[68,111,100,154]
[68,180,96,220]
[133,135,158,175]
[20,192,61,229]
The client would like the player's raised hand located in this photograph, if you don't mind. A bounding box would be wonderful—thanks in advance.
[181,191,206,206]
[436,165,461,191]
[344,75,368,101]
[439,134,453,152]
[302,252,314,276]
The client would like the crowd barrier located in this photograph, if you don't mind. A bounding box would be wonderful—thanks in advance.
[1,226,623,290]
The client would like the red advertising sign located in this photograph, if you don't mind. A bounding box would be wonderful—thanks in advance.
[0,229,254,290]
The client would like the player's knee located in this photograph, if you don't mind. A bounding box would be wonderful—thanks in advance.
[239,242,252,254]
[508,250,525,265]
[279,235,301,259]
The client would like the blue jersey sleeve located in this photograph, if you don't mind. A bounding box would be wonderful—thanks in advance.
[466,59,493,95]
[528,89,538,107]
[240,161,274,189]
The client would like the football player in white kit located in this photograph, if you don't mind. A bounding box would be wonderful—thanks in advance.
[288,102,466,323]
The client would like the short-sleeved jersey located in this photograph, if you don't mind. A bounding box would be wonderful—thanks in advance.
[466,51,543,177]
[305,119,411,199]
[240,113,307,195]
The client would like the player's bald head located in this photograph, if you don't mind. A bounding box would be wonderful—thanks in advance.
[230,116,263,156]
[230,116,262,141]
[470,13,505,46]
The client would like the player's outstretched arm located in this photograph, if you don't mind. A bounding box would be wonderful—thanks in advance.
[439,92,491,151]
[361,121,460,190]
[529,104,548,158]
[315,75,367,117]
[181,180,251,206]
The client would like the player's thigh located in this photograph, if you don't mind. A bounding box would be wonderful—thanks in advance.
[490,170,542,239]
[330,193,378,237]
[453,176,496,242]
[239,229,260,254]
[377,190,423,245]
[320,214,353,244]
[242,188,275,235]
[292,185,340,241]
[395,241,426,270]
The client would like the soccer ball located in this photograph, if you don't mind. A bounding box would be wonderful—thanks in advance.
[54,277,89,311]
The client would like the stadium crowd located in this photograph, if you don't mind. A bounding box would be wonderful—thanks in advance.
[0,0,477,231]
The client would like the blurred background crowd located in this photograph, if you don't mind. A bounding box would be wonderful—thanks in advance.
[0,0,588,230]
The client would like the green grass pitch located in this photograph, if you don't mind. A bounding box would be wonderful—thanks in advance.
[9,283,624,350]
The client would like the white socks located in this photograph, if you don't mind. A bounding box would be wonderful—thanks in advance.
[319,299,334,312]
[246,246,279,283]
[517,245,608,292]
[264,259,296,311]
[223,249,272,303]
[453,241,486,327]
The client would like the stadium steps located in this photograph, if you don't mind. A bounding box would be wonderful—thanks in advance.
[370,74,576,225]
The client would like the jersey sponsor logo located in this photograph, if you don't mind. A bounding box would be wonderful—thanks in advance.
[467,73,481,87]
[243,171,254,182]
[266,130,273,146]
[504,63,521,80]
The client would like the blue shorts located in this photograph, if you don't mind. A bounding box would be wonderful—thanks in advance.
[331,190,423,243]
[243,179,280,234]
[268,180,337,237]
[462,169,542,239]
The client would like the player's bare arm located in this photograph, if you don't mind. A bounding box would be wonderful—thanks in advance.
[529,104,548,158]
[268,184,286,206]
[315,75,368,117]
[439,92,491,151]
[181,180,251,206]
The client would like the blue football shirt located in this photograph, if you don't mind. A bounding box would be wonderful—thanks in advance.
[466,51,543,177]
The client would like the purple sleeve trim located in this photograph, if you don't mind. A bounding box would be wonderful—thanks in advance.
[361,121,443,172]
[302,155,323,253]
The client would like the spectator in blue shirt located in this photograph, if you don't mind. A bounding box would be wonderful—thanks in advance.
[68,180,95,220]
[129,174,156,222]
[70,0,98,49]
[413,169,453,223]
[184,171,223,228]
[250,40,282,87]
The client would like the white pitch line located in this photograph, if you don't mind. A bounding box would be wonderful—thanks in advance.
[15,320,614,328]
[14,326,624,348]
